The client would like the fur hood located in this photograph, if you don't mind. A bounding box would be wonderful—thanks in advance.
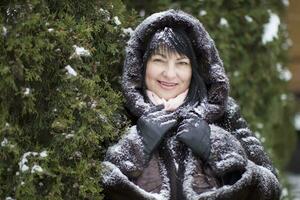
[122,9,229,122]
[102,9,280,200]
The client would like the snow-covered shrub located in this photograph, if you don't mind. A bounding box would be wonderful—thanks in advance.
[0,0,137,199]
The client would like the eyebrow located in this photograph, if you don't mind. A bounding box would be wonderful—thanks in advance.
[153,53,167,58]
[153,53,188,59]
[176,56,189,60]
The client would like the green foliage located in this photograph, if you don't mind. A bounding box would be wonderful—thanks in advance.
[0,0,137,199]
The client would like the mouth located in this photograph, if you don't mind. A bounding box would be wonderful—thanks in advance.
[157,80,178,89]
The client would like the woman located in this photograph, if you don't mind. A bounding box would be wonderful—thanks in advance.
[102,9,280,200]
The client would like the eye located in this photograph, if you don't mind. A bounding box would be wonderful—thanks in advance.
[177,60,190,66]
[178,61,189,65]
[151,56,166,63]
[152,58,164,62]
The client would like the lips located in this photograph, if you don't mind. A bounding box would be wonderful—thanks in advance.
[158,80,178,89]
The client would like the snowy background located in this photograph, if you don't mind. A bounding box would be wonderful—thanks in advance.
[288,173,300,200]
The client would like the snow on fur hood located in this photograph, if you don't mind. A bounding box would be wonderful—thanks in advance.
[122,9,229,121]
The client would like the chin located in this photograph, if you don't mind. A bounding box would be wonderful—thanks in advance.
[160,93,177,100]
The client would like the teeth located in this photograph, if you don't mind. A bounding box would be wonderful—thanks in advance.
[163,83,175,86]
[159,81,177,87]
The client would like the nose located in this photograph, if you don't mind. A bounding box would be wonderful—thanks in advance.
[163,62,176,79]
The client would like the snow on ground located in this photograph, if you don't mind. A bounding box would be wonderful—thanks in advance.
[288,173,300,200]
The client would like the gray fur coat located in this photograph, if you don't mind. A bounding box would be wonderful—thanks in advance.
[102,9,280,200]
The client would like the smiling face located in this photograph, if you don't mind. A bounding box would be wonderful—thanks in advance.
[145,49,192,100]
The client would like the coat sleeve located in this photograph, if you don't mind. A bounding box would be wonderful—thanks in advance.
[218,97,277,176]
[202,97,281,200]
[197,160,280,200]
[101,126,165,200]
[208,125,248,180]
[186,125,281,200]
[102,161,164,200]
[104,125,146,179]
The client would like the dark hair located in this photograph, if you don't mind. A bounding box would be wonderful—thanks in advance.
[142,27,207,106]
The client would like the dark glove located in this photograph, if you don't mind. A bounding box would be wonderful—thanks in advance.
[176,111,211,162]
[137,105,177,160]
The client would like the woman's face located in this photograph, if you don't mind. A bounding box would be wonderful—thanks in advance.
[145,51,192,100]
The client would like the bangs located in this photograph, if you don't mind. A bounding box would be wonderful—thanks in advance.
[144,27,192,60]
[151,44,187,58]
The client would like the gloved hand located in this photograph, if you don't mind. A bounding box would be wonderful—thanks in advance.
[137,105,177,160]
[176,111,211,162]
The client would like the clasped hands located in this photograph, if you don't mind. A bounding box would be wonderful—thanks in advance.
[137,104,210,162]
[137,104,248,186]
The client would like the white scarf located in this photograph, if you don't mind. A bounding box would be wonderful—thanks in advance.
[146,89,189,111]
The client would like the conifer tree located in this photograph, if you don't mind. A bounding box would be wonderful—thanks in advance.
[0,0,137,199]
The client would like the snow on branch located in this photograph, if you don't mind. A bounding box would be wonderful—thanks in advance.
[294,113,300,131]
[69,45,91,59]
[65,65,77,77]
[113,16,121,25]
[262,11,280,44]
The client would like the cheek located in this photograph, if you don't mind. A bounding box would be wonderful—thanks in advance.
[180,68,192,84]
[145,64,159,87]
